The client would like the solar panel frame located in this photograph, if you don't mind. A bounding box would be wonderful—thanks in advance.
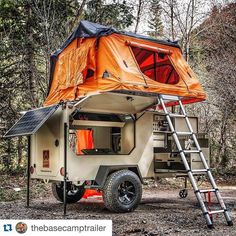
[4,104,60,138]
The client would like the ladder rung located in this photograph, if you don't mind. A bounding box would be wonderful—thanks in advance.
[176,131,193,135]
[168,113,185,118]
[84,185,101,189]
[200,189,216,193]
[191,169,208,173]
[183,150,200,154]
[208,210,225,215]
[159,95,180,101]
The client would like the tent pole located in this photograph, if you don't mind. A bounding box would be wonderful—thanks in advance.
[26,136,31,207]
[63,122,68,216]
[154,52,157,82]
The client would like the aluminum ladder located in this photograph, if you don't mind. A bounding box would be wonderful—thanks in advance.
[158,94,233,228]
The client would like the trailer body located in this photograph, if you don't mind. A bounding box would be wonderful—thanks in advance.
[29,94,209,186]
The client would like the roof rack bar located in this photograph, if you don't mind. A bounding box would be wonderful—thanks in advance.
[125,41,173,55]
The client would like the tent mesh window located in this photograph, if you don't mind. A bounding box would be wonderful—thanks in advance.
[131,47,180,85]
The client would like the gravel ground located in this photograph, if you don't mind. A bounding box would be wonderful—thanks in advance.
[0,184,235,236]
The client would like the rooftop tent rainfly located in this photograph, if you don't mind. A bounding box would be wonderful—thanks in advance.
[44,20,206,106]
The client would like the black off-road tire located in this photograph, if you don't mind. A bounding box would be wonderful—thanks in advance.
[52,182,85,203]
[103,169,142,213]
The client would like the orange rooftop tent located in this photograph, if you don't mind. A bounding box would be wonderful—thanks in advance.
[44,21,206,106]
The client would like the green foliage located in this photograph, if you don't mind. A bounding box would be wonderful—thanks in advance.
[0,163,26,175]
[84,0,134,29]
[0,0,75,169]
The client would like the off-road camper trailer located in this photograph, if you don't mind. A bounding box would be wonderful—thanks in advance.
[4,21,233,228]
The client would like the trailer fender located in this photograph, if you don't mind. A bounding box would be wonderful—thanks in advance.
[95,165,143,188]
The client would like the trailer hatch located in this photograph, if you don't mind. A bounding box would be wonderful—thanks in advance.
[4,105,59,138]
[74,93,158,114]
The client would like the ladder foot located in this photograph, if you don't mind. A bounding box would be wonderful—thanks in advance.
[227,221,233,226]
[207,224,214,229]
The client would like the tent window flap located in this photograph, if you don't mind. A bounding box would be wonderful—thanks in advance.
[131,46,180,85]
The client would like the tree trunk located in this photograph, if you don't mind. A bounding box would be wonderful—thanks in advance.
[70,0,87,32]
[134,0,142,33]
[170,0,175,41]
[217,114,228,167]
[185,37,190,62]
[17,137,23,165]
[6,139,11,170]
[25,3,38,107]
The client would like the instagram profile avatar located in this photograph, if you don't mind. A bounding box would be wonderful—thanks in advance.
[15,222,27,234]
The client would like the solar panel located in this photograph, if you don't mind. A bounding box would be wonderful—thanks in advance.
[4,105,59,138]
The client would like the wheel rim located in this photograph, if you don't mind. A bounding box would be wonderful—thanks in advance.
[118,181,136,205]
[67,189,79,196]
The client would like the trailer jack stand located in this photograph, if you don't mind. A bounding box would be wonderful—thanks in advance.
[26,136,31,207]
[63,123,68,216]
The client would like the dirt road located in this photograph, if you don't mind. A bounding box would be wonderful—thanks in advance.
[0,184,235,236]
